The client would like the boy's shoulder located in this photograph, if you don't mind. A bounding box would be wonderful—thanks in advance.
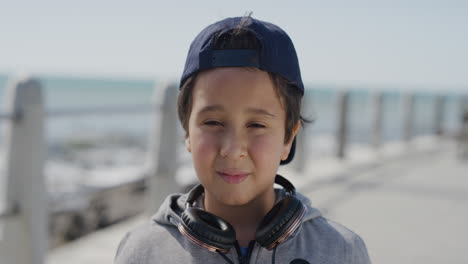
[114,216,235,264]
[290,191,370,262]
[114,192,213,264]
[114,219,186,264]
[295,191,367,247]
[297,215,371,263]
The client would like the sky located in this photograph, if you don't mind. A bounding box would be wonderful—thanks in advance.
[0,0,467,90]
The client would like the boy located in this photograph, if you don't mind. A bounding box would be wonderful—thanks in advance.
[115,16,371,264]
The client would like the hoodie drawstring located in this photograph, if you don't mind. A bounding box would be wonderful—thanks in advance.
[271,246,277,264]
[217,250,234,264]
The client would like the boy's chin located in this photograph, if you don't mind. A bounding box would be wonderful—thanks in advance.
[215,194,252,207]
[209,189,255,207]
[208,187,273,208]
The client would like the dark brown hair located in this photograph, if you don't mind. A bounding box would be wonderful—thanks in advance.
[178,17,309,143]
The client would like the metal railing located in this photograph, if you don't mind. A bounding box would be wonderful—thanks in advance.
[0,75,467,264]
[0,76,178,264]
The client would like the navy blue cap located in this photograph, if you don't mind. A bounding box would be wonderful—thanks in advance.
[180,16,303,165]
[180,16,304,94]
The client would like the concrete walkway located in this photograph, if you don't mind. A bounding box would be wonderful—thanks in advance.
[302,147,468,264]
[47,139,468,264]
[47,215,146,264]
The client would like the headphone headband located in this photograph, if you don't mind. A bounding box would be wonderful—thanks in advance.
[185,184,205,208]
[274,174,296,195]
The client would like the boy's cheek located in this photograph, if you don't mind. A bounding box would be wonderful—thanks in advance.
[190,132,219,156]
[250,135,284,160]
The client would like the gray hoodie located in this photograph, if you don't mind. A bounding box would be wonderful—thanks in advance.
[115,189,371,264]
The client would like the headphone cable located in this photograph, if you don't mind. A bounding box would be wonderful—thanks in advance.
[216,250,235,264]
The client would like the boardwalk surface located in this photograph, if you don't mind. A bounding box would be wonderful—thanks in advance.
[47,140,468,264]
[300,147,468,264]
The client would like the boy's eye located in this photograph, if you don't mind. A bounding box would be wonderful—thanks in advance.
[204,120,223,126]
[248,123,266,128]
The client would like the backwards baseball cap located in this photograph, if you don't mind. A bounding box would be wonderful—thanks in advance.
[180,16,304,165]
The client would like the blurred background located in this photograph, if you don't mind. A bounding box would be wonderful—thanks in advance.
[0,1,467,263]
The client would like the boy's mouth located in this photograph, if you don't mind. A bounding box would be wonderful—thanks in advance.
[217,170,250,184]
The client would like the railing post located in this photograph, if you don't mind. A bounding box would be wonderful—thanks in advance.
[336,90,349,159]
[458,96,468,158]
[460,96,468,135]
[460,96,468,126]
[370,92,384,148]
[433,95,446,136]
[402,93,415,142]
[0,77,47,264]
[147,82,179,215]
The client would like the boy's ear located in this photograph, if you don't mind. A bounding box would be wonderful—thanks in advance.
[185,137,191,153]
[282,122,301,160]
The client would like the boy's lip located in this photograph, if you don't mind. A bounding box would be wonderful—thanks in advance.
[217,170,250,184]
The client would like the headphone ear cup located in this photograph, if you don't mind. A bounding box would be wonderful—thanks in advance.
[180,207,236,252]
[255,196,305,249]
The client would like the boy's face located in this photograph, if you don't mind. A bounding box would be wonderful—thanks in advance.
[185,67,297,206]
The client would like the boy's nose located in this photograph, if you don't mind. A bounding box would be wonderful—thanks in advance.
[219,130,247,160]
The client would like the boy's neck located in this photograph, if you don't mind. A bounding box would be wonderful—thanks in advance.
[203,188,276,247]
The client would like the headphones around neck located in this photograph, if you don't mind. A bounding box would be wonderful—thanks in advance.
[177,174,306,254]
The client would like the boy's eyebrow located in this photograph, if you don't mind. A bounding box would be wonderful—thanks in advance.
[197,105,276,118]
[197,105,224,115]
[246,107,277,118]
